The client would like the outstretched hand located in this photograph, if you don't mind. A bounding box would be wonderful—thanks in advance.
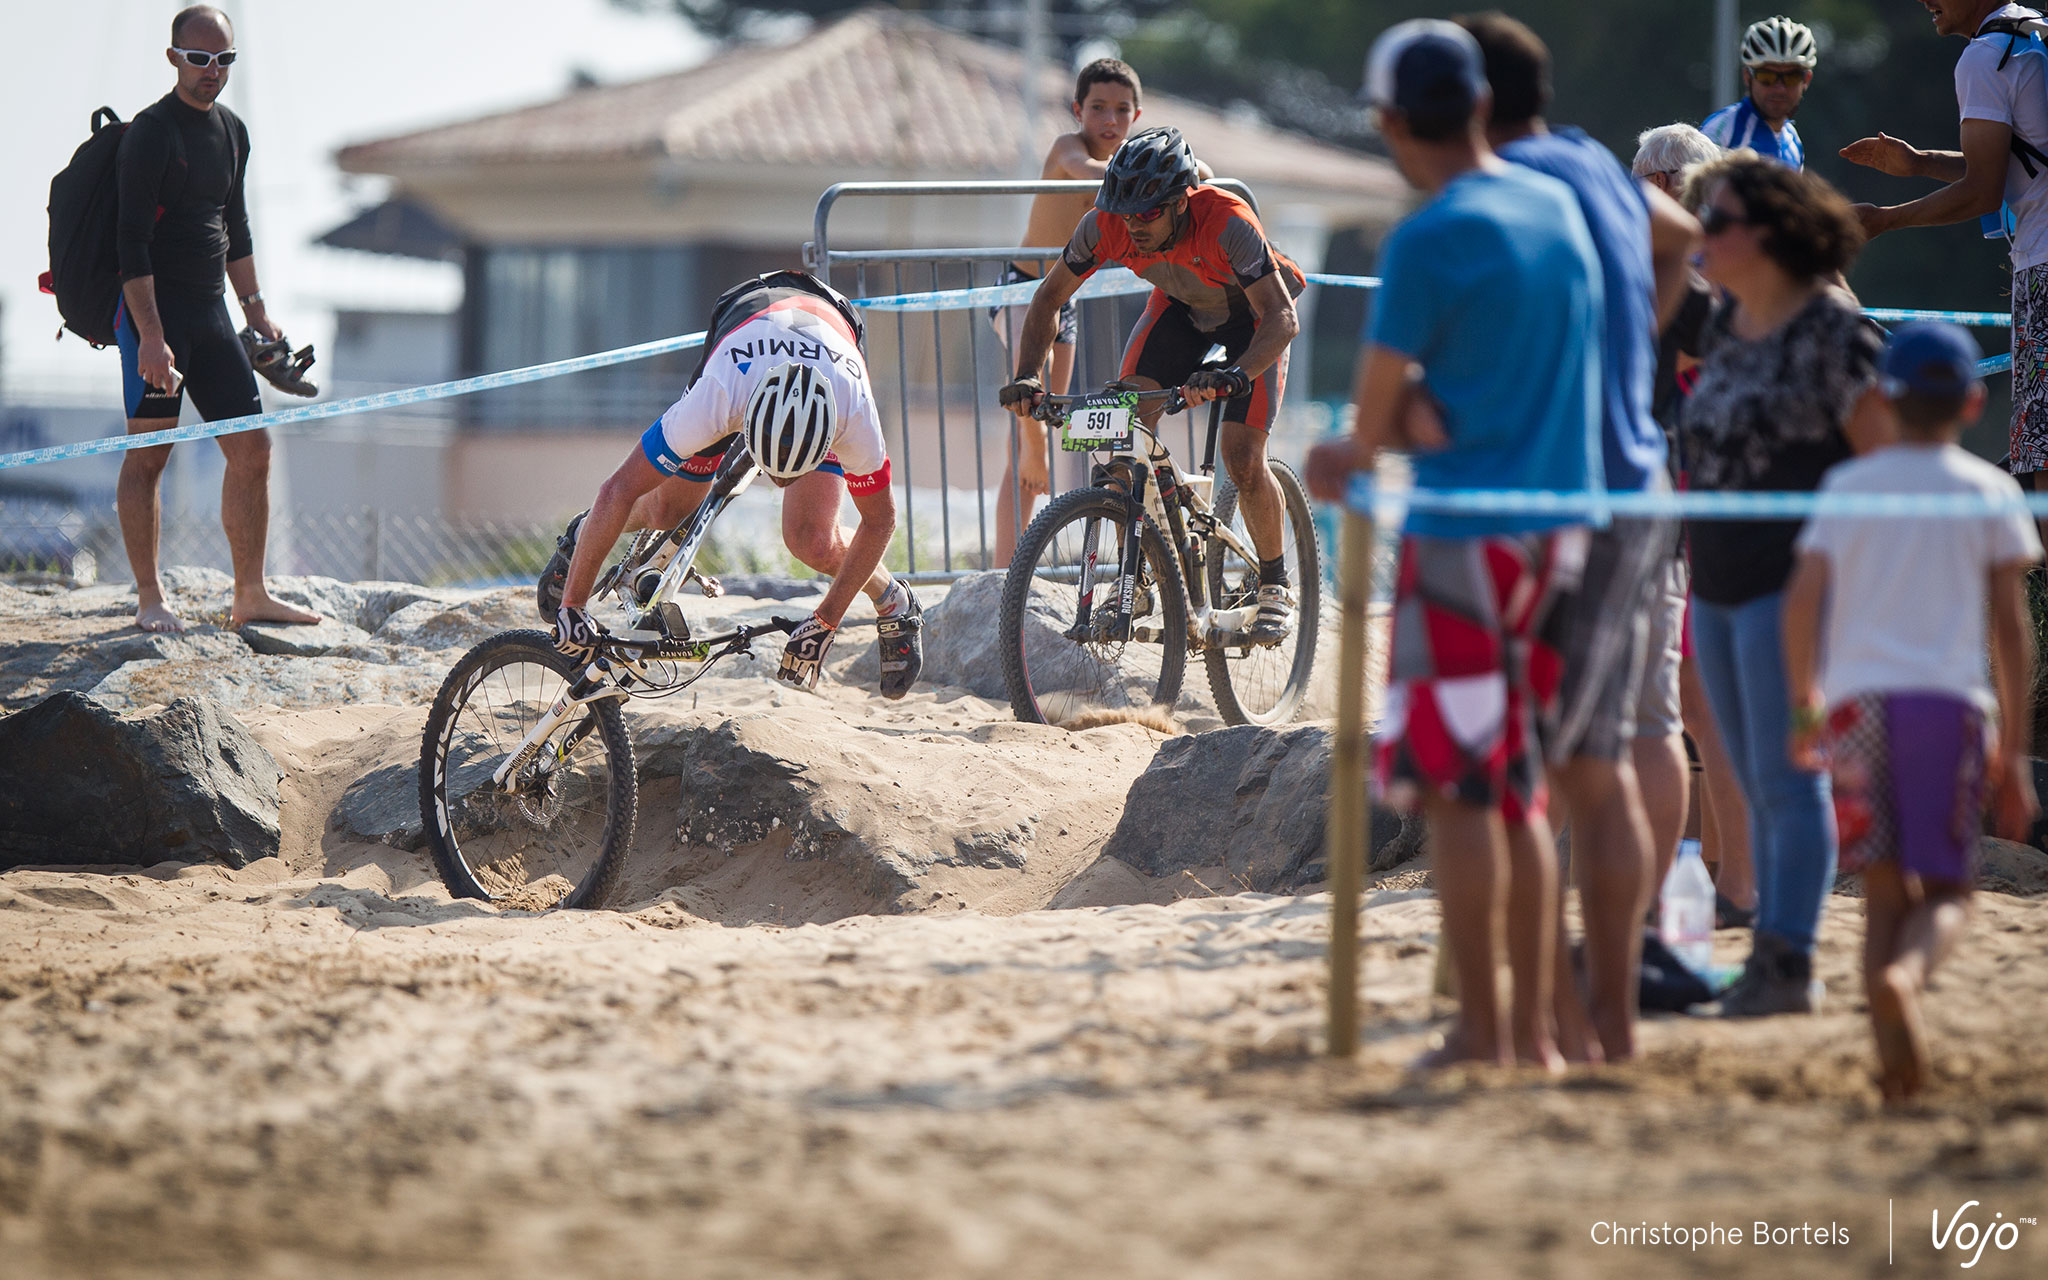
[1839,133,1917,177]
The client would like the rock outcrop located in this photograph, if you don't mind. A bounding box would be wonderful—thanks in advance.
[1101,723,1422,892]
[0,691,281,869]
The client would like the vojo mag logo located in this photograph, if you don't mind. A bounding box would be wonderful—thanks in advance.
[1928,1200,2036,1269]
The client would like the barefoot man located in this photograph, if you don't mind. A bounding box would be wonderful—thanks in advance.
[113,5,317,632]
[1307,19,1604,1070]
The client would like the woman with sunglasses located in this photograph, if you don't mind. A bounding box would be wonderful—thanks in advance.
[1681,153,1892,1018]
[1702,16,1819,171]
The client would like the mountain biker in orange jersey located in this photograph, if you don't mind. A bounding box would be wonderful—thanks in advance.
[999,126,1306,643]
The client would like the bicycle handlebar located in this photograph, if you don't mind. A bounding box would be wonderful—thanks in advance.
[1030,386,1187,424]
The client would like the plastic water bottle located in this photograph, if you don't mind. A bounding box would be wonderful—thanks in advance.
[1660,839,1717,979]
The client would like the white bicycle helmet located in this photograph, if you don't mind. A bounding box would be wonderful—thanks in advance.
[1741,16,1818,70]
[743,361,836,480]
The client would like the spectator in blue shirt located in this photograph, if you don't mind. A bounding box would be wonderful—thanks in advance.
[1703,16,1819,169]
[1457,10,1702,1068]
[1307,17,1602,1074]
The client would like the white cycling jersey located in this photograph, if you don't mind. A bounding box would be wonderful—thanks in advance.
[642,290,891,493]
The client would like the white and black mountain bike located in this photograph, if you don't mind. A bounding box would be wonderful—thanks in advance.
[416,439,796,910]
[999,380,1320,727]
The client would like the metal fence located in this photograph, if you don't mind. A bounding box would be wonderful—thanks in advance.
[804,178,1330,581]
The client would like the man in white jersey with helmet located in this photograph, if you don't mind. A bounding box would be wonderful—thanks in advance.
[1703,16,1818,169]
[543,270,923,697]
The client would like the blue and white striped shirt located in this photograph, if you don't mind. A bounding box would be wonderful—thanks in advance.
[1702,98,1805,170]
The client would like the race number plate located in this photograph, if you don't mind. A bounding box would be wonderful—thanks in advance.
[1061,392,1136,453]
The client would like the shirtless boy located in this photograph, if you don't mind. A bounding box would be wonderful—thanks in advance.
[989,59,1142,563]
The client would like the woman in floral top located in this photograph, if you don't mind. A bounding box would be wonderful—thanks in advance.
[1682,154,1891,1018]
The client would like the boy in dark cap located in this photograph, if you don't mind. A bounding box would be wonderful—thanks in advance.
[1782,322,2040,1101]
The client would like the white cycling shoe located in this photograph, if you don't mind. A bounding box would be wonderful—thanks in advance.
[1246,583,1297,646]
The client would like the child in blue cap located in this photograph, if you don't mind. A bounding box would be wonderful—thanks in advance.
[1781,321,2041,1102]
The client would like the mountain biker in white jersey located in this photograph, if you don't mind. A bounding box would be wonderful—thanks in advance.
[543,270,924,698]
[1703,16,1818,169]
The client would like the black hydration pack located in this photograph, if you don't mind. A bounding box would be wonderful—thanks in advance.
[42,107,132,347]
[687,269,867,389]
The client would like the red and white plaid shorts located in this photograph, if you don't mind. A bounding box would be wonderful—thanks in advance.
[1376,530,1580,824]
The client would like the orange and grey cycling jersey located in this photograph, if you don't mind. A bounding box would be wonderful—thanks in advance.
[1059,185,1306,332]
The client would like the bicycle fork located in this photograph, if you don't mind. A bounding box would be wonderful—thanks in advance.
[1071,469,1151,646]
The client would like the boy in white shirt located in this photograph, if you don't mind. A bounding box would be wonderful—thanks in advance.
[1782,322,2041,1103]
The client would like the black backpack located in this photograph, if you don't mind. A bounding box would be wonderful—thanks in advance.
[42,102,212,348]
[42,107,131,347]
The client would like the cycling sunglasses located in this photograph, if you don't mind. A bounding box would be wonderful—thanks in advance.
[172,47,238,69]
[1749,67,1806,88]
[1121,201,1174,225]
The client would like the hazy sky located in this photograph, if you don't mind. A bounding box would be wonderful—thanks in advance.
[4,0,708,399]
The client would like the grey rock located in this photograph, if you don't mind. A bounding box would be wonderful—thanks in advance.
[1103,723,1422,891]
[333,762,428,850]
[373,589,531,651]
[711,573,827,602]
[0,691,280,869]
[90,654,451,711]
[240,615,374,657]
[846,570,1125,703]
[351,582,476,634]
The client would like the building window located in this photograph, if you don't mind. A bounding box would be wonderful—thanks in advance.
[468,245,696,430]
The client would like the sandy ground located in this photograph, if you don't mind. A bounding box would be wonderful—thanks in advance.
[1,586,2046,1278]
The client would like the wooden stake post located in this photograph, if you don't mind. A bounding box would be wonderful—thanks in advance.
[1326,508,1376,1057]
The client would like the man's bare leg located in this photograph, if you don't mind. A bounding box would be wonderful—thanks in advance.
[218,429,319,627]
[1683,655,1756,911]
[781,470,891,601]
[1414,797,1512,1071]
[117,417,183,632]
[1219,421,1285,561]
[1635,731,1691,892]
[994,341,1071,566]
[1554,755,1654,1062]
[1501,812,1565,1072]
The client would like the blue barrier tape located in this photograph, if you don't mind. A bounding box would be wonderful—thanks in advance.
[0,330,707,471]
[1345,473,2048,521]
[852,268,1153,311]
[0,266,2019,473]
[1861,307,2011,327]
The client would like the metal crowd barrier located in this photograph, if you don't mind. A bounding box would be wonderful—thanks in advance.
[804,179,1262,580]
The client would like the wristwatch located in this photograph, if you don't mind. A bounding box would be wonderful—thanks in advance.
[237,290,263,308]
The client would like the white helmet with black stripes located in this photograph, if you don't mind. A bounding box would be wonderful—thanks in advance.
[743,361,837,480]
[1741,16,1817,70]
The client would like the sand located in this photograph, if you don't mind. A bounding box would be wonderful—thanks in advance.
[1,584,2045,1278]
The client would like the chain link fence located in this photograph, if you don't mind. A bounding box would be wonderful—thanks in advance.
[0,506,822,590]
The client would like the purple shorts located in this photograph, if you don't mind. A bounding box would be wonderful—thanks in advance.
[1825,692,1987,885]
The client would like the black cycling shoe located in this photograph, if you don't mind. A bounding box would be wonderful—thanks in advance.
[535,510,586,621]
[876,586,924,700]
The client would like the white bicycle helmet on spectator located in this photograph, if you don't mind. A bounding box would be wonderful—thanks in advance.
[744,361,836,480]
[1741,16,1818,69]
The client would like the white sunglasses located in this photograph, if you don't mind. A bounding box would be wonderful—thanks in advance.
[172,47,238,69]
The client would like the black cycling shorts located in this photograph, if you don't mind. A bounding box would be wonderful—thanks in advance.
[1118,290,1288,432]
[115,292,261,422]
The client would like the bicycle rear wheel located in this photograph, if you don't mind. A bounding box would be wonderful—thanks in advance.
[418,630,636,910]
[1000,486,1188,725]
[1204,459,1321,726]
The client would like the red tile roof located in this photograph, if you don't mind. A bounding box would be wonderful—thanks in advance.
[337,8,1403,200]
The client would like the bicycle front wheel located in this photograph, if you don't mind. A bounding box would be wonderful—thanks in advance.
[418,630,636,910]
[1000,486,1189,725]
[1205,459,1322,726]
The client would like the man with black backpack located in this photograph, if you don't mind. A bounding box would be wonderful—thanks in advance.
[112,5,316,632]
[1841,2,2048,492]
